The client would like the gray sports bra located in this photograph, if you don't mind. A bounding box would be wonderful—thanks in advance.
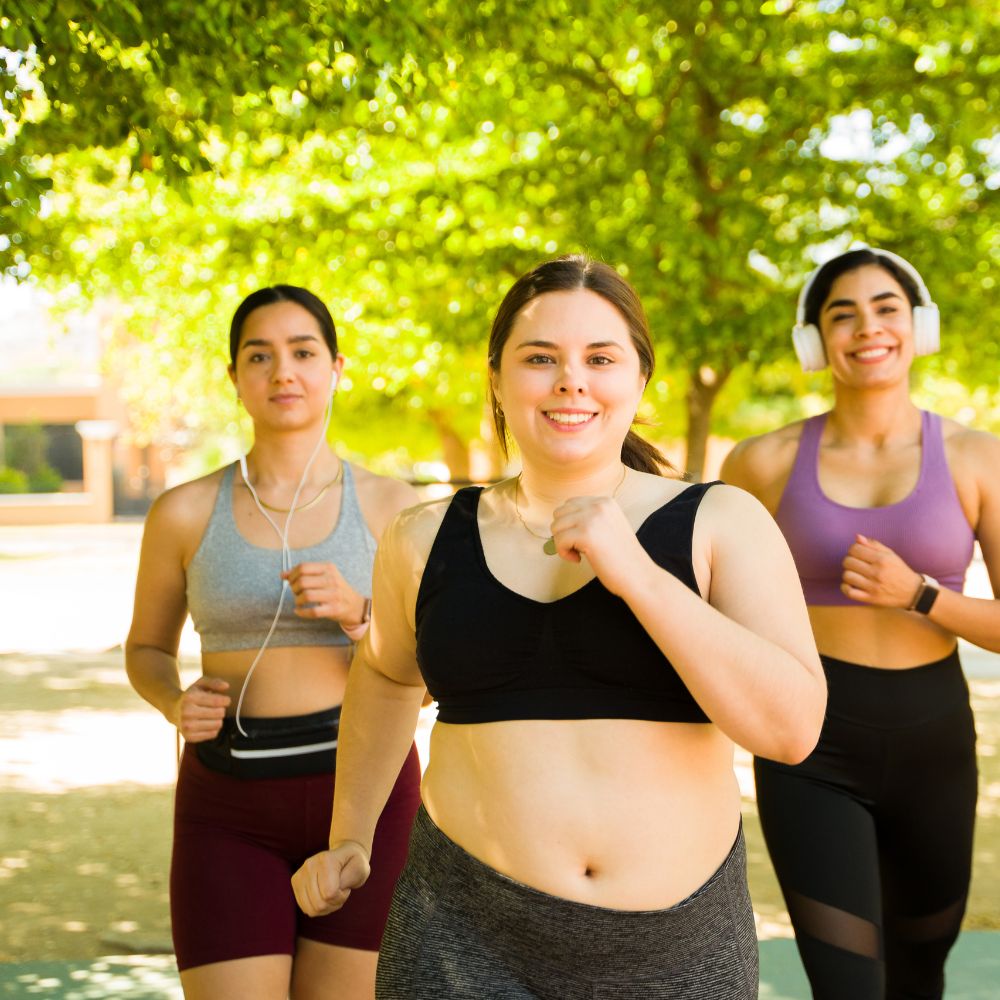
[186,462,376,652]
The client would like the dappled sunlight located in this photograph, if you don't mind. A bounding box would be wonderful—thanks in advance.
[0,709,178,792]
[7,956,182,999]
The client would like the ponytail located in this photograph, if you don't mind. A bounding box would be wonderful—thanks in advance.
[621,428,677,477]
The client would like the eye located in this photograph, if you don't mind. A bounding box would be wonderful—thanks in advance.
[877,304,898,315]
[525,354,555,365]
[295,348,315,358]
[830,311,854,323]
[588,354,614,365]
[249,352,270,363]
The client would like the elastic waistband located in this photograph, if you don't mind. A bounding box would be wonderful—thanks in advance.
[821,648,970,728]
[195,705,341,779]
[406,805,749,977]
[225,705,341,739]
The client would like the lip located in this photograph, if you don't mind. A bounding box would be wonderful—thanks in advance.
[269,392,304,404]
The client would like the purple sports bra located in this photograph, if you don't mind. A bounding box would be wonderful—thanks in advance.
[775,410,974,606]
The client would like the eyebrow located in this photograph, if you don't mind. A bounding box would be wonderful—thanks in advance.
[513,339,624,350]
[823,291,904,312]
[239,334,322,350]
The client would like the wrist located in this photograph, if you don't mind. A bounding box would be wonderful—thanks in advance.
[341,596,372,642]
[328,837,372,862]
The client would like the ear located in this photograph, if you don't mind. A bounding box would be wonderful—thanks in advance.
[227,365,240,398]
[332,353,346,392]
[488,367,502,408]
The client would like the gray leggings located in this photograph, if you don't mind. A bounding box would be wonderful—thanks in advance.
[376,806,758,999]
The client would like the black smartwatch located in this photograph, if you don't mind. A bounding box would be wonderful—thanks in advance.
[908,574,940,615]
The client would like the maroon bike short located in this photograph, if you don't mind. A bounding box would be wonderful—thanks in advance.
[170,743,421,971]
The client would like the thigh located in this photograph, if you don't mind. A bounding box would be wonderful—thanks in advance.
[754,756,885,999]
[172,751,300,970]
[755,756,883,929]
[879,703,978,915]
[291,939,378,1000]
[878,704,978,998]
[180,954,292,1000]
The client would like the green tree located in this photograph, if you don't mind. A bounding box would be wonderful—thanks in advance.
[5,2,998,477]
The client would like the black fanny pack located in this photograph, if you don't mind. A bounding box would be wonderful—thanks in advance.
[195,706,341,779]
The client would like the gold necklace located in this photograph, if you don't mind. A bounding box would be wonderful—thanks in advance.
[513,465,628,556]
[242,462,343,514]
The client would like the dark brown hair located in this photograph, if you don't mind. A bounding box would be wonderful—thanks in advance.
[803,249,921,329]
[487,255,674,476]
[229,285,338,365]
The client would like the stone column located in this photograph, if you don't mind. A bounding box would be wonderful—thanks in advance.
[75,419,118,522]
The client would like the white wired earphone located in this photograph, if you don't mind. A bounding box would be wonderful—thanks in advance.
[233,370,339,736]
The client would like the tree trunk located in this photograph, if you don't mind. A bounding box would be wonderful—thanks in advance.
[684,364,731,482]
[479,402,507,481]
[427,409,470,482]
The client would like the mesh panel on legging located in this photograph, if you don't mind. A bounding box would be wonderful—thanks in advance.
[784,888,881,960]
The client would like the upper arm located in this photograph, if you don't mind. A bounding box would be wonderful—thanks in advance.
[356,503,442,688]
[698,484,820,671]
[970,434,1000,599]
[357,472,421,541]
[126,488,201,656]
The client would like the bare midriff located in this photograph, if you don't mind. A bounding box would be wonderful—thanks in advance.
[202,646,351,718]
[421,718,739,910]
[809,605,957,668]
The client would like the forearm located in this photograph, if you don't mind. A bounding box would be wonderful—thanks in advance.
[329,657,425,854]
[124,643,183,726]
[925,587,1000,653]
[621,561,825,763]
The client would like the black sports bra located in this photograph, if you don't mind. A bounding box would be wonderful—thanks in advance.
[414,483,717,725]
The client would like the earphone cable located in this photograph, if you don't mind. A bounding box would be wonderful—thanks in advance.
[234,384,336,736]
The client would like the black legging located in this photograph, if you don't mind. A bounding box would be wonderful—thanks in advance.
[755,650,977,1000]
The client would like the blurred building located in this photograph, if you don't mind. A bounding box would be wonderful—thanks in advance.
[0,282,169,525]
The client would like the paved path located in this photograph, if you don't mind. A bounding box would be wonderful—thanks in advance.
[2,934,999,998]
[2,522,998,997]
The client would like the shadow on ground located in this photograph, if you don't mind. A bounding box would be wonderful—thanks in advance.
[2,649,998,995]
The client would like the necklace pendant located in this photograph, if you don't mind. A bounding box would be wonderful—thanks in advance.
[542,537,557,556]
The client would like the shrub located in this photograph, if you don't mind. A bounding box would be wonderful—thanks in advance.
[0,467,29,493]
[28,464,63,493]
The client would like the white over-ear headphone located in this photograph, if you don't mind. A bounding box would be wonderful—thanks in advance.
[792,246,940,372]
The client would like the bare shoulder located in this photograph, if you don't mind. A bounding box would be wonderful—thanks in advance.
[140,466,226,565]
[379,490,457,570]
[719,420,807,511]
[942,417,1000,517]
[942,416,1000,466]
[146,467,224,536]
[350,463,422,539]
[699,480,779,532]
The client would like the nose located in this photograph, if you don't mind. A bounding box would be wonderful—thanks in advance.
[554,361,585,395]
[856,307,882,336]
[271,352,295,382]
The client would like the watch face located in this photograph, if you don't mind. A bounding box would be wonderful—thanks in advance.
[915,581,939,615]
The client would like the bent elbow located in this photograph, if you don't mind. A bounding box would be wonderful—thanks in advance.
[774,733,818,766]
[772,694,827,765]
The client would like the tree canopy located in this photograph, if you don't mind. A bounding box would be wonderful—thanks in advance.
[3,1,998,477]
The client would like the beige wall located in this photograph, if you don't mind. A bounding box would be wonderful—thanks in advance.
[0,387,120,526]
